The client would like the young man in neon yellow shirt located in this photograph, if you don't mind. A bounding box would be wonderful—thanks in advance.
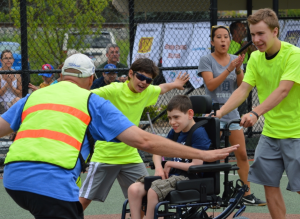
[79,58,190,210]
[216,9,300,219]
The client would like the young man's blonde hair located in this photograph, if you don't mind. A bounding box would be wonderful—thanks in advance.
[247,8,280,37]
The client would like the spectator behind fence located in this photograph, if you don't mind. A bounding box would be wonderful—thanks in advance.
[96,43,127,78]
[91,64,119,89]
[228,21,256,64]
[128,95,211,219]
[28,64,54,91]
[198,25,266,206]
[0,53,239,219]
[0,49,22,113]
[79,58,191,211]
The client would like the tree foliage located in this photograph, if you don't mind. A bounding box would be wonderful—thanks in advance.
[11,0,109,68]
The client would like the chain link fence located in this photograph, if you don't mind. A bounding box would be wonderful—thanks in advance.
[0,0,300,167]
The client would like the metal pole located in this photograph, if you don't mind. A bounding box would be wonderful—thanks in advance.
[129,0,135,65]
[246,0,253,138]
[210,0,218,53]
[273,0,279,16]
[20,0,29,97]
[246,0,252,42]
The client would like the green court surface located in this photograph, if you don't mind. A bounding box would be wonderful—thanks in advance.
[0,163,299,219]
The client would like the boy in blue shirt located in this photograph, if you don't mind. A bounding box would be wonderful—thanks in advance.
[128,95,211,219]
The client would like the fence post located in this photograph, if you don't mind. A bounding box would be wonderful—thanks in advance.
[129,0,135,65]
[20,0,29,97]
[210,0,217,53]
[273,0,279,16]
[246,0,253,138]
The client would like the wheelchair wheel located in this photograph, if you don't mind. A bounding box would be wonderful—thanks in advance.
[180,206,201,219]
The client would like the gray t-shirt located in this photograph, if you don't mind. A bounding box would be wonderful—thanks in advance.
[198,53,243,122]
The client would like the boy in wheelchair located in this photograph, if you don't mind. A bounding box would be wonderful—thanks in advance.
[128,95,211,219]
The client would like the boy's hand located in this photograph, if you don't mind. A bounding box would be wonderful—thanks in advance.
[163,162,172,179]
[173,72,190,90]
[155,167,166,180]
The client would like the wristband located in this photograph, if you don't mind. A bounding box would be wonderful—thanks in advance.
[235,69,241,75]
[250,111,259,119]
[226,68,231,73]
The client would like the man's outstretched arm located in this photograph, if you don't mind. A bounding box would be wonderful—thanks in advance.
[117,126,239,163]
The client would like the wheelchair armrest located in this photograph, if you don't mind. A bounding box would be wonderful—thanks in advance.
[188,163,232,174]
[149,161,167,170]
[144,176,162,191]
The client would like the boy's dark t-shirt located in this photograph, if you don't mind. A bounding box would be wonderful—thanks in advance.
[166,126,211,178]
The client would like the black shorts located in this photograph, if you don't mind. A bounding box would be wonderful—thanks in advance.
[5,188,84,219]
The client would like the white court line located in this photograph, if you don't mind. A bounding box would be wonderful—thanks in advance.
[220,172,287,177]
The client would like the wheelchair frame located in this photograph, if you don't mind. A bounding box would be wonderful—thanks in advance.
[121,95,249,219]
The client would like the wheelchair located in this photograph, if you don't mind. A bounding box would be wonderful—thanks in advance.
[121,95,249,219]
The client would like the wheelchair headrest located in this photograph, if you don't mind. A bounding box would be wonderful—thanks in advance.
[189,95,212,114]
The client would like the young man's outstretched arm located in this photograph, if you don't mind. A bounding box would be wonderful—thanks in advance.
[217,81,253,118]
[240,80,294,127]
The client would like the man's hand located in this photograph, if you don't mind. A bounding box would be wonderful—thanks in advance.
[155,167,166,180]
[201,145,239,162]
[173,72,190,90]
[240,112,258,127]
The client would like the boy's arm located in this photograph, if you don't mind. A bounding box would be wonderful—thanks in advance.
[159,72,190,94]
[153,154,166,179]
[163,159,203,178]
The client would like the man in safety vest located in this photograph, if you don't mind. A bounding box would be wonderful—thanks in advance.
[0,53,239,219]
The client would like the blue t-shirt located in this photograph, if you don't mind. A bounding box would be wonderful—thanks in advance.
[166,126,211,176]
[2,93,134,202]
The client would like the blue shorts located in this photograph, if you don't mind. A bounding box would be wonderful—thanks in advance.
[220,121,242,131]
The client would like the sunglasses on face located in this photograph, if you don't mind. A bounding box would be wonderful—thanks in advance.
[133,71,153,84]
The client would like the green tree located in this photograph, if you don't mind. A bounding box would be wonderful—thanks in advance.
[11,0,109,69]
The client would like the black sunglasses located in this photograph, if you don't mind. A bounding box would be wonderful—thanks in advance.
[133,71,153,84]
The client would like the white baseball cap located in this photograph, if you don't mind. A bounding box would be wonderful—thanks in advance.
[62,53,95,78]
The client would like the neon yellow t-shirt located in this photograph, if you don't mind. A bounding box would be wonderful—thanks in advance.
[243,41,300,139]
[91,81,161,164]
[228,40,249,64]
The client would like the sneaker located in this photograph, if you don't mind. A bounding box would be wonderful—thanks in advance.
[242,194,267,206]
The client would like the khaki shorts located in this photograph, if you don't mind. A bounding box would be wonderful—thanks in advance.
[137,175,189,202]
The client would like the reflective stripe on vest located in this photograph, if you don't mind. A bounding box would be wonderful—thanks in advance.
[4,81,92,170]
